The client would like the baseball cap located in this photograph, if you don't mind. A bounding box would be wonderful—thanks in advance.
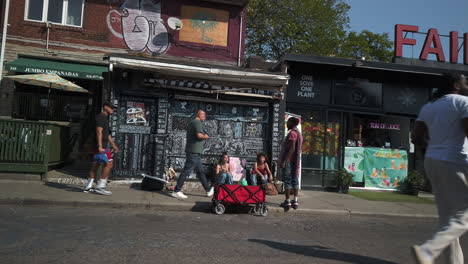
[103,101,117,109]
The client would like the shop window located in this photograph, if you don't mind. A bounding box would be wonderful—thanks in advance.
[25,0,84,27]
[333,79,382,108]
[345,113,410,150]
[289,110,341,170]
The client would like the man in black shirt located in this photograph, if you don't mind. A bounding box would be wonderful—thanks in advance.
[84,101,119,195]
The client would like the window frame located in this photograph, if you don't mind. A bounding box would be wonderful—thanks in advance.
[24,0,85,28]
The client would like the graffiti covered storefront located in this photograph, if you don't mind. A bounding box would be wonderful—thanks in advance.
[106,55,288,179]
[99,0,292,179]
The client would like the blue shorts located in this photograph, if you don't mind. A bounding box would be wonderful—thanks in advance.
[282,162,299,189]
[92,149,113,164]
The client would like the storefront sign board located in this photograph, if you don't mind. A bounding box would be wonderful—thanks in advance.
[369,123,400,130]
[395,24,468,65]
[286,74,331,105]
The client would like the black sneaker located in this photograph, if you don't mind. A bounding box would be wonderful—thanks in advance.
[292,201,299,210]
[280,200,291,211]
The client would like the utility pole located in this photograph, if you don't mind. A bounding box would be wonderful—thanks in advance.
[0,0,11,81]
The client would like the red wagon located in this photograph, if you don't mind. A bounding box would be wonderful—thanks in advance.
[211,184,268,216]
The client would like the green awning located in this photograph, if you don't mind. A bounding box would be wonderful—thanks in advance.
[6,58,108,80]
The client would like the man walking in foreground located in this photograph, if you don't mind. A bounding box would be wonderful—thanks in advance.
[84,102,119,195]
[412,72,468,264]
[172,110,214,199]
[278,117,303,211]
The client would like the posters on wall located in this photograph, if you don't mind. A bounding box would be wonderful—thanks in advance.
[363,148,408,189]
[344,147,365,182]
[345,147,408,189]
[126,101,149,126]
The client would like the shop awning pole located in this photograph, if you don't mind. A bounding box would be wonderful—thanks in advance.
[0,0,11,81]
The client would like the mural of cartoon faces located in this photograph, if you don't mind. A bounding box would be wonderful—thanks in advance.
[107,0,170,54]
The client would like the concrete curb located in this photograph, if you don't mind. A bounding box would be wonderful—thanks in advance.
[45,178,141,187]
[0,198,438,219]
[349,210,438,219]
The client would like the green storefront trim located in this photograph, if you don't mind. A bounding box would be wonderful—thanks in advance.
[6,58,108,80]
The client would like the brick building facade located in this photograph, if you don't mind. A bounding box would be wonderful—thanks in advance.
[0,0,288,179]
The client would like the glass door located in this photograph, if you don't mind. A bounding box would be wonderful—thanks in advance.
[322,110,344,186]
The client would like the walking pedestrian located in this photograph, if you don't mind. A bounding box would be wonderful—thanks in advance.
[172,110,214,199]
[278,117,303,211]
[411,72,468,264]
[84,101,119,195]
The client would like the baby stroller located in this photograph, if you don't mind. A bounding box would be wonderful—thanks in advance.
[211,184,268,216]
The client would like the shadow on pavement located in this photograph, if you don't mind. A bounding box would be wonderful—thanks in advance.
[52,160,90,179]
[301,186,326,191]
[190,201,212,213]
[155,190,175,198]
[248,239,398,264]
[44,182,84,192]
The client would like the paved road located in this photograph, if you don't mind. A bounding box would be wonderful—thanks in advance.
[0,205,466,264]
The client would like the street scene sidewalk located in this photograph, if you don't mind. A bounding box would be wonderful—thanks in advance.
[0,175,438,218]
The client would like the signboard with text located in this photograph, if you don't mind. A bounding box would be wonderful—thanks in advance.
[394,24,468,65]
[286,74,331,105]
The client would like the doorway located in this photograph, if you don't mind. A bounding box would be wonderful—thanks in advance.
[286,107,345,187]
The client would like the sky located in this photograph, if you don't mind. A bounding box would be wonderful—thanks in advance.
[347,0,468,62]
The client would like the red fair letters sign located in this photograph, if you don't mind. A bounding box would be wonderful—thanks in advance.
[394,24,468,65]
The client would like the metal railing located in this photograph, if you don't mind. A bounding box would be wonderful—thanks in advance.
[0,119,71,177]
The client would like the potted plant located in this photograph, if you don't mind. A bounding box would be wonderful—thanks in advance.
[336,169,355,194]
[401,170,425,196]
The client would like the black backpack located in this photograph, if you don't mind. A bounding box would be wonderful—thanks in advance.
[140,174,166,191]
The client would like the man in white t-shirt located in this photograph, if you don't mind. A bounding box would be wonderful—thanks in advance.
[411,72,468,264]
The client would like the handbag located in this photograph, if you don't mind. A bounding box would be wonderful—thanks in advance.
[264,182,278,195]
[274,180,285,194]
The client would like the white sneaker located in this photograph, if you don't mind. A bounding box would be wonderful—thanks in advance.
[206,187,214,197]
[83,187,94,193]
[83,179,94,193]
[412,245,433,264]
[171,191,188,199]
[94,188,112,196]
